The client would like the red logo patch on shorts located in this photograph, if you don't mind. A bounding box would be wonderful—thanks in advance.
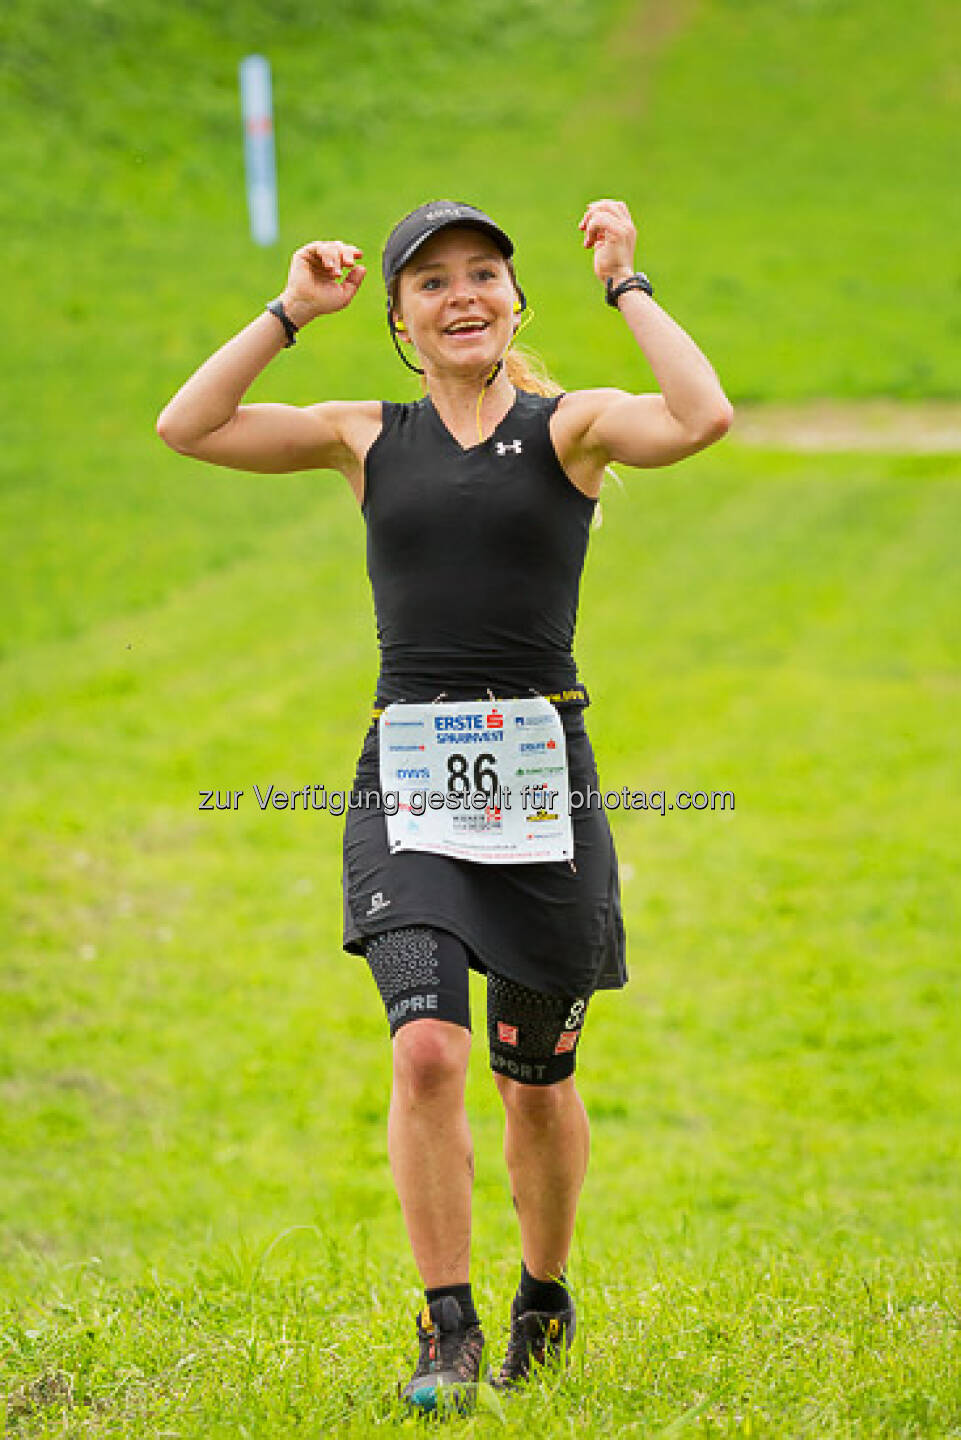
[554,1030,579,1055]
[497,1022,519,1047]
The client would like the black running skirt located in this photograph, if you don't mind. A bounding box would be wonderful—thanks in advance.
[342,706,627,997]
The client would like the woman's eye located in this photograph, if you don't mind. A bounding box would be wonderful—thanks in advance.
[474,267,497,282]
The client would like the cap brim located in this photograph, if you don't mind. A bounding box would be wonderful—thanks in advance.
[388,217,513,283]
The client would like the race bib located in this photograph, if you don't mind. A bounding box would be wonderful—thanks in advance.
[379,696,573,864]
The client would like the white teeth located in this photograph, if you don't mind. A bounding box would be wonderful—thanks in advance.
[447,321,486,333]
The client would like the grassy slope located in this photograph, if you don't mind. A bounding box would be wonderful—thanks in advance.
[3,445,959,1434]
[2,0,960,1434]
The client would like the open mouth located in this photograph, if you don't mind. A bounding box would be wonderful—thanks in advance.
[444,319,490,337]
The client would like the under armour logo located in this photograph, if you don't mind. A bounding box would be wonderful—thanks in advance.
[495,439,523,456]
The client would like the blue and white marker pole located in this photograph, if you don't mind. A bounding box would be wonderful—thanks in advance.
[239,55,278,246]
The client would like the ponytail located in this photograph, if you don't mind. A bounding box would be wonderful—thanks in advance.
[504,344,563,397]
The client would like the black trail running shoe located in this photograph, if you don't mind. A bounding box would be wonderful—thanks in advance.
[495,1293,576,1389]
[400,1295,487,1414]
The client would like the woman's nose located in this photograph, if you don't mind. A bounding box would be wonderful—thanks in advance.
[447,274,476,305]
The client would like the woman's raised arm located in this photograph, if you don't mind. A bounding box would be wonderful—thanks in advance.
[556,200,734,480]
[155,241,371,475]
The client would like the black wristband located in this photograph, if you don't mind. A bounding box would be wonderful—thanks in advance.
[265,299,298,347]
[605,273,654,308]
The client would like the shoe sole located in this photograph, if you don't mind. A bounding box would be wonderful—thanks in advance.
[403,1378,480,1415]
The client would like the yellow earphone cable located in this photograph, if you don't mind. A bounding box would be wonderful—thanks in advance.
[475,306,536,443]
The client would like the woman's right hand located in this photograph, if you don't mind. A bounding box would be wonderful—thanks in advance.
[279,241,366,326]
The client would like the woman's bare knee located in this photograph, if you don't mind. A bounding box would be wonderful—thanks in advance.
[393,1019,470,1102]
[495,1073,575,1123]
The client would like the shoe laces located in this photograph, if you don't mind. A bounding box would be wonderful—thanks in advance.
[416,1302,484,1379]
[502,1309,563,1378]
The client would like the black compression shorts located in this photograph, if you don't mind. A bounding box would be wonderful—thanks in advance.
[364,926,589,1085]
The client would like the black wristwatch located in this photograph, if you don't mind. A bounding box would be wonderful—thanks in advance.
[265,299,299,347]
[606,272,654,308]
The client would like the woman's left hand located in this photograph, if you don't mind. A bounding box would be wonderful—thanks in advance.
[579,199,637,284]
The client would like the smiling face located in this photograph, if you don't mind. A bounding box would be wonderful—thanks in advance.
[392,227,518,379]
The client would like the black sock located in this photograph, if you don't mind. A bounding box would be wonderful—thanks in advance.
[424,1281,479,1329]
[517,1260,570,1313]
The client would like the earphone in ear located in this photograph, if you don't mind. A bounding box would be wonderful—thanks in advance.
[394,317,406,331]
[513,300,522,314]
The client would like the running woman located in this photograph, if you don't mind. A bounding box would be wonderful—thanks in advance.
[157,198,733,1411]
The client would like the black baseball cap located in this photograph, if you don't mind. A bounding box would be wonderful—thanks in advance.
[382,200,514,289]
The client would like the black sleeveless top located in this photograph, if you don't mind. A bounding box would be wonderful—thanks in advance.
[362,389,596,706]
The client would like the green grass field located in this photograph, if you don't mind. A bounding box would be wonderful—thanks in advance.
[2,1,960,1434]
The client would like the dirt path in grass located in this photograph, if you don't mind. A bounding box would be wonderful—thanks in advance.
[730,401,961,453]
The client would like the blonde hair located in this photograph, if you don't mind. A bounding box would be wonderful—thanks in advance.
[504,344,563,397]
